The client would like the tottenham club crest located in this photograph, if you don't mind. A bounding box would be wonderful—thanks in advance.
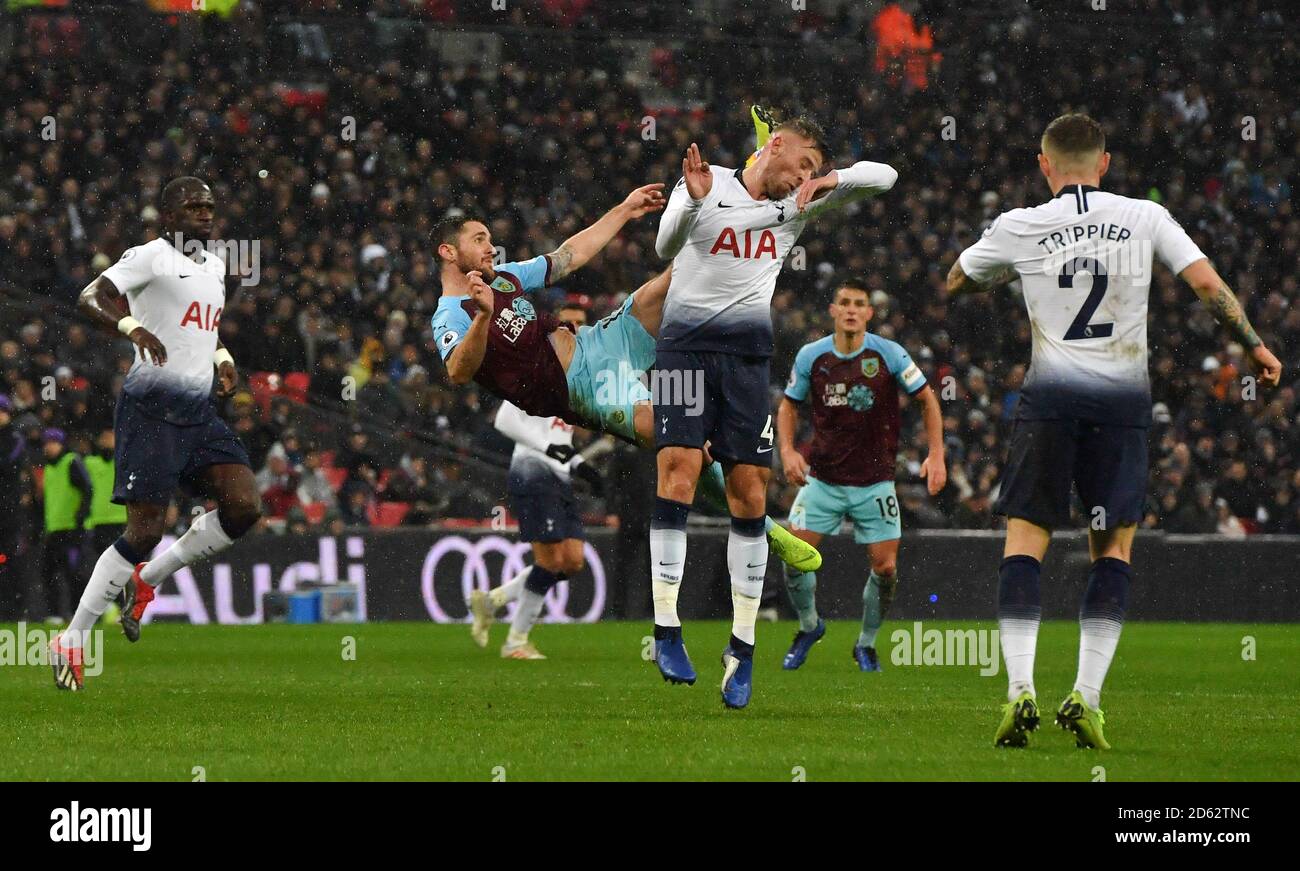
[861,357,879,379]
[848,384,875,412]
[511,298,537,321]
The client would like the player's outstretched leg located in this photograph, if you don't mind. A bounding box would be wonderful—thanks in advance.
[994,551,1044,746]
[129,465,261,643]
[782,562,825,670]
[470,566,530,648]
[502,565,560,660]
[650,496,696,684]
[54,531,151,679]
[745,105,777,168]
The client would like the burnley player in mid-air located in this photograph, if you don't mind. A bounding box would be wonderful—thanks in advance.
[430,188,822,591]
[49,177,262,690]
[650,114,898,708]
[949,114,1282,748]
[777,280,946,673]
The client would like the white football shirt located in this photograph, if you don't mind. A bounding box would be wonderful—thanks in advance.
[655,161,898,355]
[101,237,227,424]
[958,185,1206,425]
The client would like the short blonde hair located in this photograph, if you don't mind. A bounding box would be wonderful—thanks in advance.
[1041,113,1105,163]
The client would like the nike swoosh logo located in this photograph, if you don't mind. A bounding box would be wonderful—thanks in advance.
[747,561,766,568]
[657,561,681,566]
[717,203,734,208]
[757,447,773,453]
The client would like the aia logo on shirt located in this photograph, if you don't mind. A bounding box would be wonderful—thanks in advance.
[709,227,778,259]
[180,302,222,331]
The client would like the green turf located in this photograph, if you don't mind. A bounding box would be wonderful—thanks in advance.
[2,620,1296,781]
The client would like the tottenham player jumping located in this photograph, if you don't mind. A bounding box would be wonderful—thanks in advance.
[50,177,262,690]
[431,195,821,583]
[949,114,1282,748]
[777,280,946,673]
[651,117,898,708]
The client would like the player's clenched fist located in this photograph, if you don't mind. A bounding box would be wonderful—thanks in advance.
[682,143,712,200]
[466,270,494,316]
[619,183,666,218]
[128,326,168,367]
[1248,345,1283,388]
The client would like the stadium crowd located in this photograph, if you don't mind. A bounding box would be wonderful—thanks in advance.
[2,0,1297,618]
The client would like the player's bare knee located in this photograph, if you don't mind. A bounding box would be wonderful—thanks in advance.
[220,495,262,539]
[873,560,897,579]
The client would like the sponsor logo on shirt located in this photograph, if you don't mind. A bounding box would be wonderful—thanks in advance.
[709,227,778,259]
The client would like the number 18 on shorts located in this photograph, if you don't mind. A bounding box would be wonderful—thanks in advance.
[788,477,901,545]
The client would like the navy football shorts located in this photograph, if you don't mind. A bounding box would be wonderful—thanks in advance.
[507,465,585,543]
[113,392,252,505]
[994,417,1149,530]
[652,349,774,467]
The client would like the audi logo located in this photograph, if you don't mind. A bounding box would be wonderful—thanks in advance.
[420,535,606,624]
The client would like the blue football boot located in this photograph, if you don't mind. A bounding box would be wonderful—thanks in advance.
[721,636,755,708]
[653,625,697,685]
[853,644,882,672]
[782,619,826,670]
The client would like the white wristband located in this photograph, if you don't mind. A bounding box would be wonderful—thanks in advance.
[117,316,142,337]
[213,348,235,368]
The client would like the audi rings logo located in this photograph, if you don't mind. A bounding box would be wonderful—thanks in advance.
[420,535,606,624]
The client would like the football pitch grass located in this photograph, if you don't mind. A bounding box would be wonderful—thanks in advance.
[2,620,1296,781]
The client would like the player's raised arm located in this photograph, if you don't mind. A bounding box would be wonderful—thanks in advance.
[444,271,495,385]
[78,273,168,366]
[656,143,713,259]
[545,183,665,283]
[1179,259,1282,387]
[794,160,899,219]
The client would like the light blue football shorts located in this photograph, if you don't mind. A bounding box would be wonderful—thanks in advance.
[788,476,902,544]
[565,293,655,444]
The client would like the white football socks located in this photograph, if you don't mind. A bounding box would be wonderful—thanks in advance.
[508,588,546,645]
[491,566,530,609]
[1074,617,1123,709]
[1000,618,1039,702]
[140,510,233,586]
[650,528,686,628]
[727,525,767,646]
[60,543,136,648]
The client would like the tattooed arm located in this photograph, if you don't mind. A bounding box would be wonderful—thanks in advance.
[1181,258,1282,387]
[545,183,665,283]
[945,258,1017,297]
